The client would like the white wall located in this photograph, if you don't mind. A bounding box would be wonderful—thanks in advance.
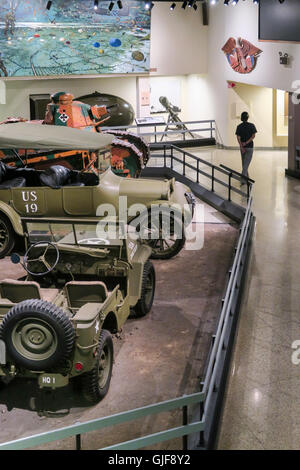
[138,74,214,124]
[208,0,300,92]
[183,74,215,122]
[150,3,208,76]
[207,0,300,145]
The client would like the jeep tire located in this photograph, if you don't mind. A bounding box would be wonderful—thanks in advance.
[80,329,114,404]
[0,299,75,371]
[138,210,186,260]
[133,261,155,317]
[0,213,15,259]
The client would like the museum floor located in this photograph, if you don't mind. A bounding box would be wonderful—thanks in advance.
[202,147,299,450]
[150,144,298,449]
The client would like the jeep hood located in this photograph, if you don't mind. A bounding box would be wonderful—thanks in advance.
[119,175,173,202]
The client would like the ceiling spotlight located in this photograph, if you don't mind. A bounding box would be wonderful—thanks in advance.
[279,0,285,3]
[46,0,52,10]
[232,0,239,4]
[108,1,114,11]
[193,3,198,10]
[210,0,218,4]
[188,0,194,7]
[117,0,123,8]
[253,0,259,4]
[94,0,98,10]
[144,1,154,10]
[224,0,229,4]
[170,2,176,10]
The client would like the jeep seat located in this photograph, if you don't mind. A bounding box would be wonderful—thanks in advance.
[65,281,108,309]
[0,279,59,303]
[0,177,26,189]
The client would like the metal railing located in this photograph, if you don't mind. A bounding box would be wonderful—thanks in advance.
[151,144,254,202]
[102,119,216,144]
[0,149,254,451]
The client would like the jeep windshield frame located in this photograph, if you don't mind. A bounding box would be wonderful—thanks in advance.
[22,218,128,249]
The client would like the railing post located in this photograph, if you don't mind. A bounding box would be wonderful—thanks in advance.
[199,384,205,448]
[164,145,166,167]
[197,160,199,184]
[228,173,232,201]
[76,434,81,450]
[183,152,186,176]
[182,405,188,450]
[171,146,174,169]
[211,167,215,192]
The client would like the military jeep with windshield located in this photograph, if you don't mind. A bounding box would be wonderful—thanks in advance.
[0,218,155,403]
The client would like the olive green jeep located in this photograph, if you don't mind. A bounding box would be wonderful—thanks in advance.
[0,218,155,403]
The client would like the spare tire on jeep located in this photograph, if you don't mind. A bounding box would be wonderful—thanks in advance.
[0,299,75,371]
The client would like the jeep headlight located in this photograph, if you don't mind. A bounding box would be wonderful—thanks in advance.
[185,192,196,217]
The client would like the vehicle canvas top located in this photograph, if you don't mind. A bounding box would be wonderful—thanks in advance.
[0,122,113,150]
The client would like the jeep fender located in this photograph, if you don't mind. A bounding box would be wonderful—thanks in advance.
[129,245,152,306]
[0,202,23,236]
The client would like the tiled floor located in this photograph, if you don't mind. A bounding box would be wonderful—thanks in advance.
[184,146,300,450]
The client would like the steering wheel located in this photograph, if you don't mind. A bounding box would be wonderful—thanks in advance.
[23,241,60,276]
[78,238,110,245]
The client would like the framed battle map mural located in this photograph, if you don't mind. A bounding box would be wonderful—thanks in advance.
[0,0,151,77]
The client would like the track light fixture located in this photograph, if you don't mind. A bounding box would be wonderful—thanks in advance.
[193,2,197,10]
[279,0,285,3]
[117,0,123,8]
[108,1,114,11]
[144,1,154,10]
[182,1,188,9]
[46,0,52,10]
[188,0,194,7]
[221,0,259,4]
[170,3,176,10]
[94,0,98,10]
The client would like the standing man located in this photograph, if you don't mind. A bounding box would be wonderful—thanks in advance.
[235,112,257,185]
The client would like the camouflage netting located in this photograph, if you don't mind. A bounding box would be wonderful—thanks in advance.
[104,130,150,168]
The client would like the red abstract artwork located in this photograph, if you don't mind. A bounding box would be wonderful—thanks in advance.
[222,37,262,74]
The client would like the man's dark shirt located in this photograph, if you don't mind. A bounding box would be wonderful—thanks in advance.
[235,122,257,148]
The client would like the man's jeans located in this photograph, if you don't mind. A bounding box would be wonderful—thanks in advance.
[240,147,253,182]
